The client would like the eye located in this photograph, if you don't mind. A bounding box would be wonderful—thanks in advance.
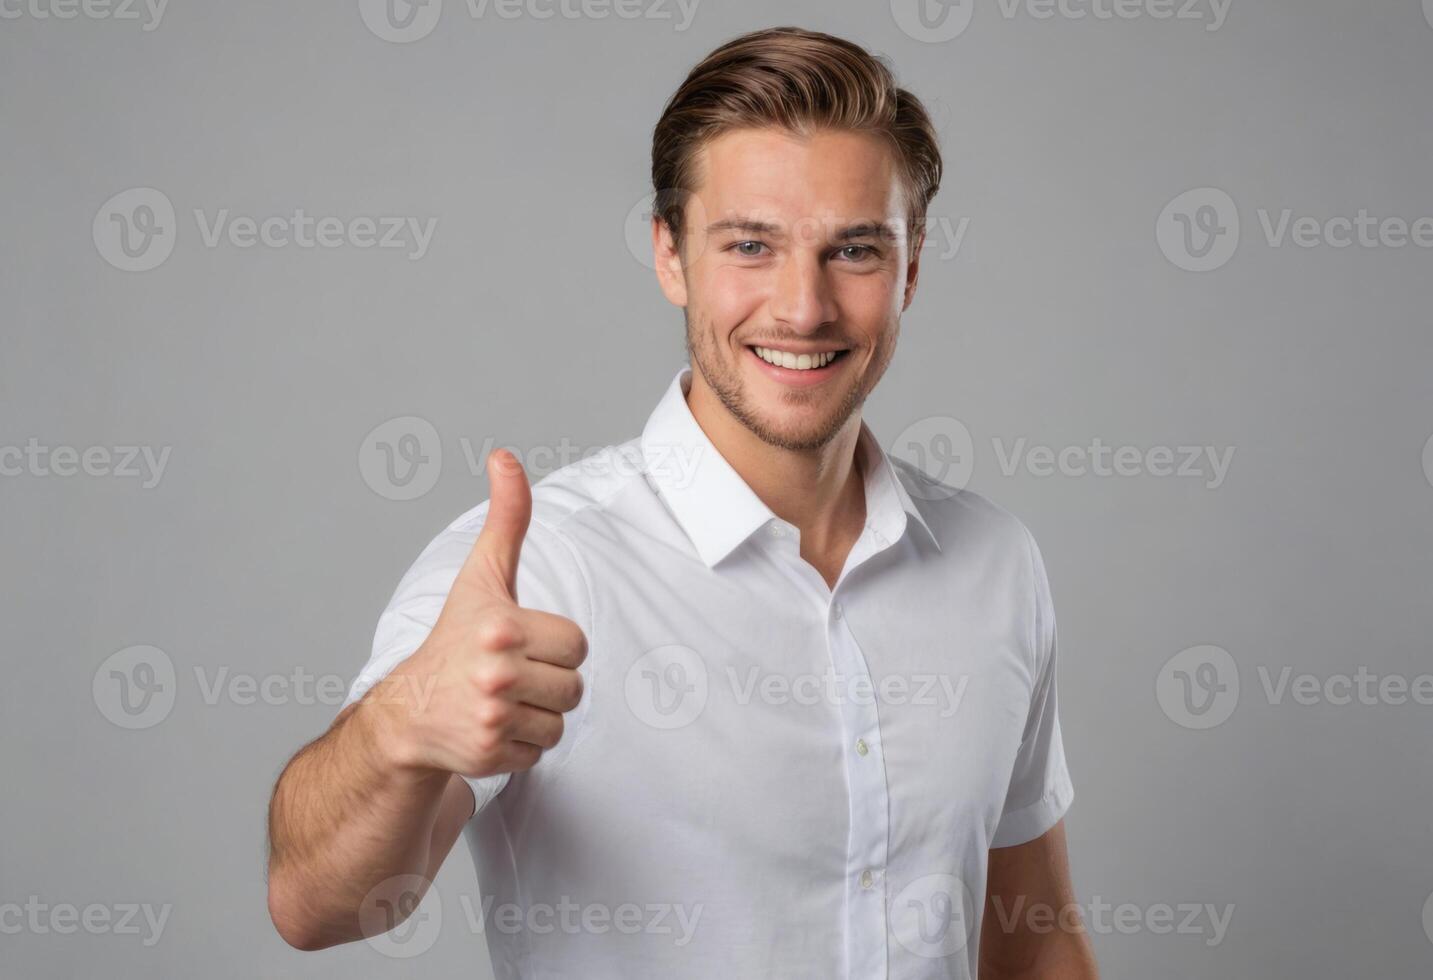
[729,240,768,258]
[835,244,878,262]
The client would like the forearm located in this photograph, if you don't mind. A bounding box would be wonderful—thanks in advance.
[265,695,451,950]
[980,930,1100,980]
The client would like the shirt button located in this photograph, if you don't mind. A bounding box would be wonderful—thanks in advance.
[832,602,844,620]
[769,523,785,538]
[855,738,868,756]
[859,869,874,888]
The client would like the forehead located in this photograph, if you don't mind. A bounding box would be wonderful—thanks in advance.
[688,126,906,224]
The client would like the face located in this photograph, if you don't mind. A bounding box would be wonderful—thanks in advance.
[654,126,923,452]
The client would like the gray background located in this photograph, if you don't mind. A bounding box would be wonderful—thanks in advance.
[4,0,1432,977]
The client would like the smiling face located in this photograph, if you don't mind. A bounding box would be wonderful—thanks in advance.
[654,126,923,452]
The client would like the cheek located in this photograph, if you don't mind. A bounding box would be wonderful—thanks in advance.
[696,268,766,335]
[835,273,901,337]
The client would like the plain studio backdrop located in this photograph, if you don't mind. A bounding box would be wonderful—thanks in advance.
[3,1,1432,977]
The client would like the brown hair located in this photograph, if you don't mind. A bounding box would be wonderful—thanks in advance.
[651,26,943,256]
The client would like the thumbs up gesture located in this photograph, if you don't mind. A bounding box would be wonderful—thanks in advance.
[375,449,589,780]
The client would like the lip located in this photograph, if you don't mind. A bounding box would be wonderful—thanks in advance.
[745,344,848,388]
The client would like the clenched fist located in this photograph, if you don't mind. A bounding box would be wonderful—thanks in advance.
[372,448,588,780]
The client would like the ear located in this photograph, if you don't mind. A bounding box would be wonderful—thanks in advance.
[652,216,689,308]
[901,227,925,313]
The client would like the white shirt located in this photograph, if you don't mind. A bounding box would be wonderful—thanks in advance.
[343,364,1073,979]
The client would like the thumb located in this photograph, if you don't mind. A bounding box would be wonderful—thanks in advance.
[463,448,532,603]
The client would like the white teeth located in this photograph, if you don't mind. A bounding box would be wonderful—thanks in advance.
[753,346,841,370]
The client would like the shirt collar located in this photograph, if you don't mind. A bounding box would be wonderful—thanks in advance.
[640,364,940,568]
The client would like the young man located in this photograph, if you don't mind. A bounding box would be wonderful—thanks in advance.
[267,26,1098,979]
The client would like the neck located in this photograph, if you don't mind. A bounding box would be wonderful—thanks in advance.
[685,367,867,561]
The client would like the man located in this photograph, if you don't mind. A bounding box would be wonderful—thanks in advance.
[267,25,1099,979]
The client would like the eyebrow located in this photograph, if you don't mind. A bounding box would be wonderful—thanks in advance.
[705,217,898,242]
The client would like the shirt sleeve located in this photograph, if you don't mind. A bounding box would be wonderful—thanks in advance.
[990,524,1074,849]
[340,504,595,818]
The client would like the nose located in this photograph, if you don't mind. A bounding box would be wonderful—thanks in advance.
[768,250,838,335]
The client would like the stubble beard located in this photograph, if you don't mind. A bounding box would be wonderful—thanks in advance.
[683,308,894,454]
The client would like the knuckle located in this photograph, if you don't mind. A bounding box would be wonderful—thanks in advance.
[473,660,519,697]
[475,611,523,652]
[473,730,503,757]
[477,698,513,730]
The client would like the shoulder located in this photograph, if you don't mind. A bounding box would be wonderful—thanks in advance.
[888,454,1043,560]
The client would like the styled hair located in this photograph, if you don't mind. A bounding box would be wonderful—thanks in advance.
[650,26,943,255]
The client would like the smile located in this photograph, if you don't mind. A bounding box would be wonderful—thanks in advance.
[748,345,849,371]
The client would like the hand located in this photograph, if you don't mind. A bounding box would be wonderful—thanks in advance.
[373,448,589,779]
